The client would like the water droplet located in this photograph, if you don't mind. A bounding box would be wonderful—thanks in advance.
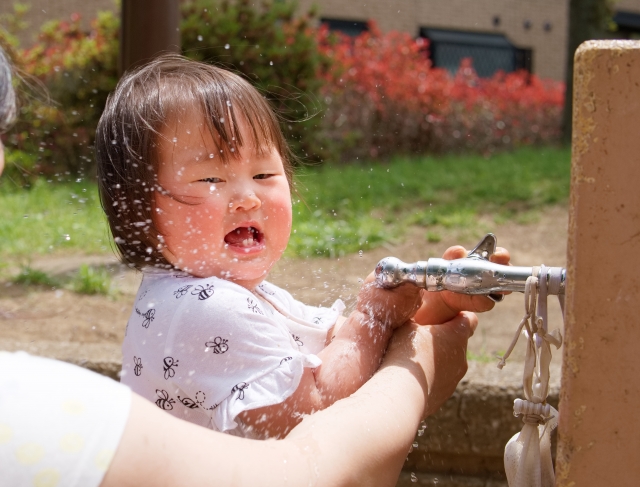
[63,234,71,241]
[172,137,178,143]
[410,472,417,483]
[209,153,214,159]
[269,61,273,65]
[224,43,230,49]
[358,250,363,257]
[197,35,203,41]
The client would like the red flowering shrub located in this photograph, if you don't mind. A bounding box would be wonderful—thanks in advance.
[3,11,119,183]
[318,23,564,160]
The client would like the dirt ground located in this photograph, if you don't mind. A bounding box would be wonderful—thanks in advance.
[0,205,568,364]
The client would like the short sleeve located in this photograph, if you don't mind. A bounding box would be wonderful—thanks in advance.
[165,280,321,433]
[0,352,131,487]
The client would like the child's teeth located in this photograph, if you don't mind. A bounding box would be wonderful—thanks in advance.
[242,238,254,247]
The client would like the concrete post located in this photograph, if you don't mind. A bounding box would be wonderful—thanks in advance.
[556,40,640,486]
[119,0,181,75]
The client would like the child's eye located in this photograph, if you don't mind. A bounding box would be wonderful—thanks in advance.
[253,174,273,180]
[199,177,223,183]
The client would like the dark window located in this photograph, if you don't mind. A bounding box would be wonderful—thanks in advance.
[613,10,640,39]
[321,18,368,37]
[419,28,531,77]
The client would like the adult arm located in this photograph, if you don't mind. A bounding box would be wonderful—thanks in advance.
[101,313,477,487]
[101,312,476,487]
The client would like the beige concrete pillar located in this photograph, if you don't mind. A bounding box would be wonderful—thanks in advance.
[556,40,640,486]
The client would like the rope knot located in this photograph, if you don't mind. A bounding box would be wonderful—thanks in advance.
[513,398,552,425]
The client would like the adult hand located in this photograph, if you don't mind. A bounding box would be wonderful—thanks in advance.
[383,310,477,418]
[414,246,511,325]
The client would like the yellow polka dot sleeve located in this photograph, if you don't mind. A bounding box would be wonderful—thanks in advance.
[0,351,131,487]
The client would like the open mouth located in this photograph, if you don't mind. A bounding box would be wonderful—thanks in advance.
[224,226,264,248]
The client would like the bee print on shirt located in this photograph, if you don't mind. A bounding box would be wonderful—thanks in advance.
[247,298,264,315]
[191,283,214,300]
[155,389,175,410]
[194,391,219,411]
[133,356,143,376]
[177,395,199,409]
[163,356,179,380]
[173,285,193,299]
[232,382,249,400]
[292,335,304,347]
[280,356,293,365]
[205,337,229,354]
[258,283,275,296]
[135,307,156,328]
[313,316,323,325]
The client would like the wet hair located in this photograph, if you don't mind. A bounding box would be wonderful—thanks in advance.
[0,47,17,133]
[96,54,294,270]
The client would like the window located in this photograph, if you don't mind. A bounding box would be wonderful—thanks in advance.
[613,10,640,39]
[321,18,368,37]
[419,28,531,77]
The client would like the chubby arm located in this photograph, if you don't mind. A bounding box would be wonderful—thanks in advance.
[239,279,422,438]
[101,313,477,487]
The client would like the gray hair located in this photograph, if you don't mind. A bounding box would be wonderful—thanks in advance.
[0,46,17,133]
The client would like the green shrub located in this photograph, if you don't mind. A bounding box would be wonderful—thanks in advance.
[2,7,119,183]
[181,0,330,161]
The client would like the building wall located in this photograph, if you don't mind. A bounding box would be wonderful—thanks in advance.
[298,0,569,80]
[5,0,640,81]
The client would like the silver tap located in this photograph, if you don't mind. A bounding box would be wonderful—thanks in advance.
[375,234,565,300]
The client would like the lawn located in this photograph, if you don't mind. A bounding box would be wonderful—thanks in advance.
[0,145,571,263]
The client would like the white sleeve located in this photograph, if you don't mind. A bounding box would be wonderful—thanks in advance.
[165,280,321,433]
[0,352,131,487]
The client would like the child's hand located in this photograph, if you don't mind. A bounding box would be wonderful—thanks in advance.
[413,245,511,325]
[356,271,422,329]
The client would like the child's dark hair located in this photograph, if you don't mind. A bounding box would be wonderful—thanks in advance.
[96,54,294,270]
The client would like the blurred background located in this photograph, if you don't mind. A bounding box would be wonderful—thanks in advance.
[0,3,628,484]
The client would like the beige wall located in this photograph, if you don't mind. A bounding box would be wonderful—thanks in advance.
[298,0,569,80]
[6,0,640,81]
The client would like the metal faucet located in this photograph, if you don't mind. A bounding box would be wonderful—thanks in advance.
[374,234,565,301]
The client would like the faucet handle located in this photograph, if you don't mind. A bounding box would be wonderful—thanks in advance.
[467,233,497,261]
[467,233,504,302]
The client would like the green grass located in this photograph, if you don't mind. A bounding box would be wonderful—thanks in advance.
[69,264,114,296]
[11,266,59,288]
[0,146,571,260]
[0,178,110,259]
[289,145,571,256]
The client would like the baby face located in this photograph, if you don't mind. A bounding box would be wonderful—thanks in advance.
[154,112,292,289]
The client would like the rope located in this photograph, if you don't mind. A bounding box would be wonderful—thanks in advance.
[497,275,539,369]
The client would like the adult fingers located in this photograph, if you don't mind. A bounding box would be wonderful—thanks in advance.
[442,245,467,260]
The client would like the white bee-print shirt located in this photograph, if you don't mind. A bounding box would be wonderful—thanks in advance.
[121,269,345,437]
[0,352,131,487]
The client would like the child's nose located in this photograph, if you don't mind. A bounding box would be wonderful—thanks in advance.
[230,189,261,212]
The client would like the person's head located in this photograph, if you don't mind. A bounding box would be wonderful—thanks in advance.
[0,46,17,176]
[96,54,294,288]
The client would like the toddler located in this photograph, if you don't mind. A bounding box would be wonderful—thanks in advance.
[96,55,508,438]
